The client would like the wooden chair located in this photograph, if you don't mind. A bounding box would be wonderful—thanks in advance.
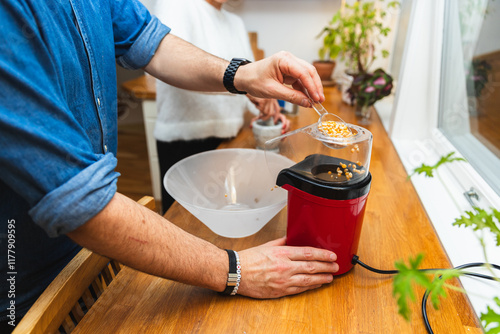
[13,196,156,334]
[248,31,265,61]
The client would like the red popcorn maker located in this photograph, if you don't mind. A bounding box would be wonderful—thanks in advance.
[265,121,373,275]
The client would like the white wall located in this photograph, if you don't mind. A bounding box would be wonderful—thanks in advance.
[142,0,341,64]
[228,0,341,63]
[140,0,155,12]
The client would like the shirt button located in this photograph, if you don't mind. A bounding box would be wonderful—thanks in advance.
[104,144,108,152]
[97,98,101,107]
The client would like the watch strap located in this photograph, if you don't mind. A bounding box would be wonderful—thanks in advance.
[223,58,251,94]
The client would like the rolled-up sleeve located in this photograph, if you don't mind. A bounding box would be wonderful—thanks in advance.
[29,154,119,237]
[116,16,170,70]
[112,0,170,70]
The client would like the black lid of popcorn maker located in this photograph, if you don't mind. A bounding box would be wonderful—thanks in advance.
[277,154,371,200]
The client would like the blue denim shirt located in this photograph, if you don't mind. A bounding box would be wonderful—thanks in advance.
[0,0,170,321]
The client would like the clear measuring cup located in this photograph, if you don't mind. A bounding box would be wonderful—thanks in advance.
[300,83,352,137]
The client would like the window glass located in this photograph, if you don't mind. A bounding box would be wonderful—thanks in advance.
[439,0,500,195]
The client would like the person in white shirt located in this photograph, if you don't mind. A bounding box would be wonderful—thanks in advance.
[154,0,290,212]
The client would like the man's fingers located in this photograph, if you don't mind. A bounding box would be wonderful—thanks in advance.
[288,273,334,288]
[282,273,333,295]
[284,246,337,263]
[294,260,340,275]
[267,84,310,107]
[293,57,324,102]
[276,52,324,102]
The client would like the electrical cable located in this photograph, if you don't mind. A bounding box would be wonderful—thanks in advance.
[351,255,399,274]
[351,255,500,334]
[421,289,432,334]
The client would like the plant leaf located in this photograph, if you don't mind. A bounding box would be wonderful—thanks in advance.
[427,269,462,310]
[481,297,500,334]
[393,254,432,320]
[408,152,466,179]
[393,255,465,321]
[411,163,435,178]
[453,208,500,246]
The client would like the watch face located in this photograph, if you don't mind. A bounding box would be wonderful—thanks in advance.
[233,58,251,65]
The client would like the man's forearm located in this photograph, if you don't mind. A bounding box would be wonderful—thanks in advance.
[144,33,228,92]
[67,192,228,292]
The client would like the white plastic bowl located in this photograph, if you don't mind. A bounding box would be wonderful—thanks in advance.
[164,148,293,238]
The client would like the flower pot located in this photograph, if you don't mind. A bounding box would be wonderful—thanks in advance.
[355,104,373,125]
[312,60,336,83]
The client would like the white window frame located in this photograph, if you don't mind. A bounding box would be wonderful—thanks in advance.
[387,0,500,318]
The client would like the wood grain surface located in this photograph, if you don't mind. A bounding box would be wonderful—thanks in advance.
[73,87,481,333]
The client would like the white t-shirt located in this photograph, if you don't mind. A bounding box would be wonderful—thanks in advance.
[153,0,258,142]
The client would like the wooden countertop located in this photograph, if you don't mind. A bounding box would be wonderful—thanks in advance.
[73,87,481,333]
[122,74,157,100]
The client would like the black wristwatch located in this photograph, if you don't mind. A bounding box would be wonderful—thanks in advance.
[223,58,251,94]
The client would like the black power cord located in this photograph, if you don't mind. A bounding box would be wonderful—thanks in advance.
[351,255,500,333]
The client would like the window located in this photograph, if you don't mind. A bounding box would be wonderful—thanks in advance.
[388,0,500,318]
[440,0,500,196]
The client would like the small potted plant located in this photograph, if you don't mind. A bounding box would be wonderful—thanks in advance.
[318,0,398,75]
[317,0,398,103]
[312,28,341,83]
[347,68,394,123]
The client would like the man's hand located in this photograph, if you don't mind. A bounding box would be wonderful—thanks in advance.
[235,51,325,108]
[237,237,339,298]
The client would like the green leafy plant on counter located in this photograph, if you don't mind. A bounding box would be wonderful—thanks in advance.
[348,68,394,108]
[317,0,399,73]
[393,152,500,333]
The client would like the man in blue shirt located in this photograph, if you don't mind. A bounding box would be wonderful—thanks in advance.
[0,0,338,328]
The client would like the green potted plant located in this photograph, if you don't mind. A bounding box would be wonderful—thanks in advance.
[312,23,341,83]
[347,68,394,123]
[318,0,398,75]
[317,0,398,104]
